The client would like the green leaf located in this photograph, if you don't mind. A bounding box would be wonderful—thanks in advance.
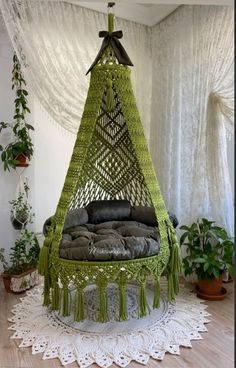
[1,151,6,161]
[180,232,189,245]
[13,123,20,134]
[194,257,206,263]
[13,114,22,120]
[25,107,31,113]
[212,267,220,279]
[203,263,209,271]
[25,124,34,131]
[179,225,191,231]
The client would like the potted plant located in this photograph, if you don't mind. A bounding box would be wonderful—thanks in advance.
[0,229,40,293]
[10,193,31,229]
[0,248,11,292]
[0,53,34,171]
[9,181,32,230]
[180,218,234,300]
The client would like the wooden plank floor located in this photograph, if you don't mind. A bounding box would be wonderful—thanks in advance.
[0,280,234,368]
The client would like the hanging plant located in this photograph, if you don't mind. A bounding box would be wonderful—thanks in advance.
[9,181,33,230]
[0,53,34,171]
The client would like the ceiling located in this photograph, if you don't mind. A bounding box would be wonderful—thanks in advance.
[67,0,234,26]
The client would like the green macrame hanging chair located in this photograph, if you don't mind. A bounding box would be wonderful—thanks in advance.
[38,5,182,323]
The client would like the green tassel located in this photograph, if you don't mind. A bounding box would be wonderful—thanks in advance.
[167,228,182,301]
[170,238,182,274]
[43,273,51,306]
[51,281,60,311]
[106,79,115,113]
[153,278,160,309]
[74,289,84,322]
[168,273,175,301]
[98,286,108,323]
[38,246,49,276]
[38,228,54,276]
[173,272,180,294]
[62,287,70,317]
[58,288,63,314]
[139,282,149,318]
[119,284,127,321]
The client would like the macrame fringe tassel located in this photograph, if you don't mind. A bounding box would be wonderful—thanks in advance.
[51,281,60,311]
[106,79,115,113]
[62,287,70,317]
[170,239,182,274]
[98,286,108,323]
[38,245,49,276]
[168,273,175,300]
[74,289,84,322]
[139,283,149,318]
[167,230,182,301]
[43,273,51,306]
[38,230,53,275]
[119,284,127,321]
[168,272,180,300]
[153,278,160,309]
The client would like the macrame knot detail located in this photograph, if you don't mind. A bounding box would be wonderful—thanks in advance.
[86,30,133,75]
[106,79,115,112]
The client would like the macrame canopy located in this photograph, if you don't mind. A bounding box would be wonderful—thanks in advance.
[38,3,181,322]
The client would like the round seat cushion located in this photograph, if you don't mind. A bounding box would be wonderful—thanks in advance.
[59,220,160,261]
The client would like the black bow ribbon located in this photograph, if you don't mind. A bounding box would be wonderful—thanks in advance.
[86,30,133,75]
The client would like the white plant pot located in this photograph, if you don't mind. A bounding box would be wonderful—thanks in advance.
[10,268,39,293]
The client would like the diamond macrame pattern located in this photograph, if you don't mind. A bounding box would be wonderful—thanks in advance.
[71,91,151,208]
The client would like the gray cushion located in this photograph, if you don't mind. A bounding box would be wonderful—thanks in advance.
[131,206,157,226]
[43,208,88,235]
[63,208,89,230]
[117,225,158,240]
[59,220,160,261]
[131,206,179,228]
[86,200,131,224]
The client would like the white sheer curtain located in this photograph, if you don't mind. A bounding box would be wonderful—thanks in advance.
[0,0,152,138]
[150,5,234,234]
[0,2,234,234]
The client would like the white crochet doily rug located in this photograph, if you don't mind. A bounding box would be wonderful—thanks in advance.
[8,280,210,368]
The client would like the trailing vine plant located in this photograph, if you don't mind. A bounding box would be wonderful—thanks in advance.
[0,53,34,171]
[0,53,39,286]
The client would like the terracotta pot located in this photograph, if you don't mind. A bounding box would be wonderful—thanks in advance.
[196,275,228,301]
[1,273,11,293]
[197,276,223,296]
[15,153,29,167]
